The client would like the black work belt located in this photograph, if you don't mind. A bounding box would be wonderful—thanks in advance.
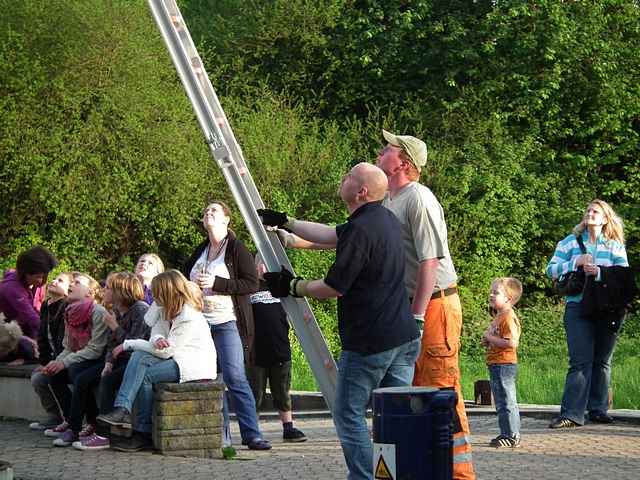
[430,286,458,300]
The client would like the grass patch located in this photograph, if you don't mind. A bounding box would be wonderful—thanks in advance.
[291,336,640,410]
[460,336,640,409]
[290,341,319,391]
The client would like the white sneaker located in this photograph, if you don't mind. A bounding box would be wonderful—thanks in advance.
[52,429,77,447]
[29,416,62,431]
[72,433,110,451]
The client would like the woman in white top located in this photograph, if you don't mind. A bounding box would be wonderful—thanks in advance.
[182,200,270,451]
[97,270,216,451]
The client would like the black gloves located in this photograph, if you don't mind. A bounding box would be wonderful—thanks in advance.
[257,208,291,230]
[264,266,304,298]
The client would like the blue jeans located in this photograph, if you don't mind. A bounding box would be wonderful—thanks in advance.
[114,351,180,433]
[334,338,420,480]
[560,301,618,425]
[489,364,520,438]
[210,321,262,445]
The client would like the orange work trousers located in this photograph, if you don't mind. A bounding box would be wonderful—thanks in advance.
[413,293,476,480]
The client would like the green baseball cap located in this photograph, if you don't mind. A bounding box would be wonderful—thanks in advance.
[382,129,428,171]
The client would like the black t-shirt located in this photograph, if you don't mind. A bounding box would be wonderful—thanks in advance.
[324,201,419,354]
[250,284,291,367]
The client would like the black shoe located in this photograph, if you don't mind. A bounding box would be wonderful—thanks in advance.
[247,438,272,450]
[97,407,131,428]
[111,432,152,452]
[489,434,520,448]
[283,427,307,443]
[589,412,614,424]
[549,417,580,429]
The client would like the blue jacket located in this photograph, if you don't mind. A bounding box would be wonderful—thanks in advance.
[546,230,628,302]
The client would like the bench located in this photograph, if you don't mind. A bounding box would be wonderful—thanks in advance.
[0,364,42,420]
[0,364,225,459]
[0,363,105,421]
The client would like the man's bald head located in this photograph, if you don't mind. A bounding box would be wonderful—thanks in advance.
[351,162,388,201]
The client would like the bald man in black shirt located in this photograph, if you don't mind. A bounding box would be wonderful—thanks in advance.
[258,162,420,480]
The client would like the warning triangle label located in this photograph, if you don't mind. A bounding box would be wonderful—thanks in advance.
[375,456,393,479]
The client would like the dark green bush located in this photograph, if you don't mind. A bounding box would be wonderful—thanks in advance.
[1,0,638,362]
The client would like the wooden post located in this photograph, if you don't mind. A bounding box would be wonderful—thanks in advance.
[474,380,493,406]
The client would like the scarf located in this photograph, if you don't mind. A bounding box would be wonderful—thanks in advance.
[65,299,94,352]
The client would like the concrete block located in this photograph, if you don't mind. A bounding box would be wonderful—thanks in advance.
[154,434,222,451]
[153,426,220,439]
[160,449,223,459]
[154,390,222,402]
[153,399,219,416]
[0,376,45,420]
[152,382,224,458]
[154,381,224,394]
[154,413,222,430]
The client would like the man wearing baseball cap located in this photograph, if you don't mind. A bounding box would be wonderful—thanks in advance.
[377,130,475,480]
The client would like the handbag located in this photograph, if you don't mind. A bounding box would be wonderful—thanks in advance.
[554,234,587,296]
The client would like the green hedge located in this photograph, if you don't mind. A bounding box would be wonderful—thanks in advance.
[1,0,638,360]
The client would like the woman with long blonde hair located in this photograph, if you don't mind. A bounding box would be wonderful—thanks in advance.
[97,270,216,451]
[546,199,628,428]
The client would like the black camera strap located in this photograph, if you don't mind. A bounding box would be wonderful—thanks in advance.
[576,233,587,254]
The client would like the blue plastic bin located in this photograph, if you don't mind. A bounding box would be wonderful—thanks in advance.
[372,386,456,480]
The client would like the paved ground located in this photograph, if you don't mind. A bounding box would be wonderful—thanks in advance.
[1,412,639,479]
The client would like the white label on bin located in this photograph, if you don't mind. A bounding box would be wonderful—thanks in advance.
[373,443,396,479]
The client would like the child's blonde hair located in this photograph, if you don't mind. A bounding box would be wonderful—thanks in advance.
[151,270,203,321]
[107,272,144,307]
[186,281,204,310]
[491,277,523,306]
[137,253,165,275]
[73,272,102,302]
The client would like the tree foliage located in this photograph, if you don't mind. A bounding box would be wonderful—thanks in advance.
[1,0,639,355]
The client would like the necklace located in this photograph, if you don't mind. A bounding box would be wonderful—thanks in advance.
[203,236,228,271]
